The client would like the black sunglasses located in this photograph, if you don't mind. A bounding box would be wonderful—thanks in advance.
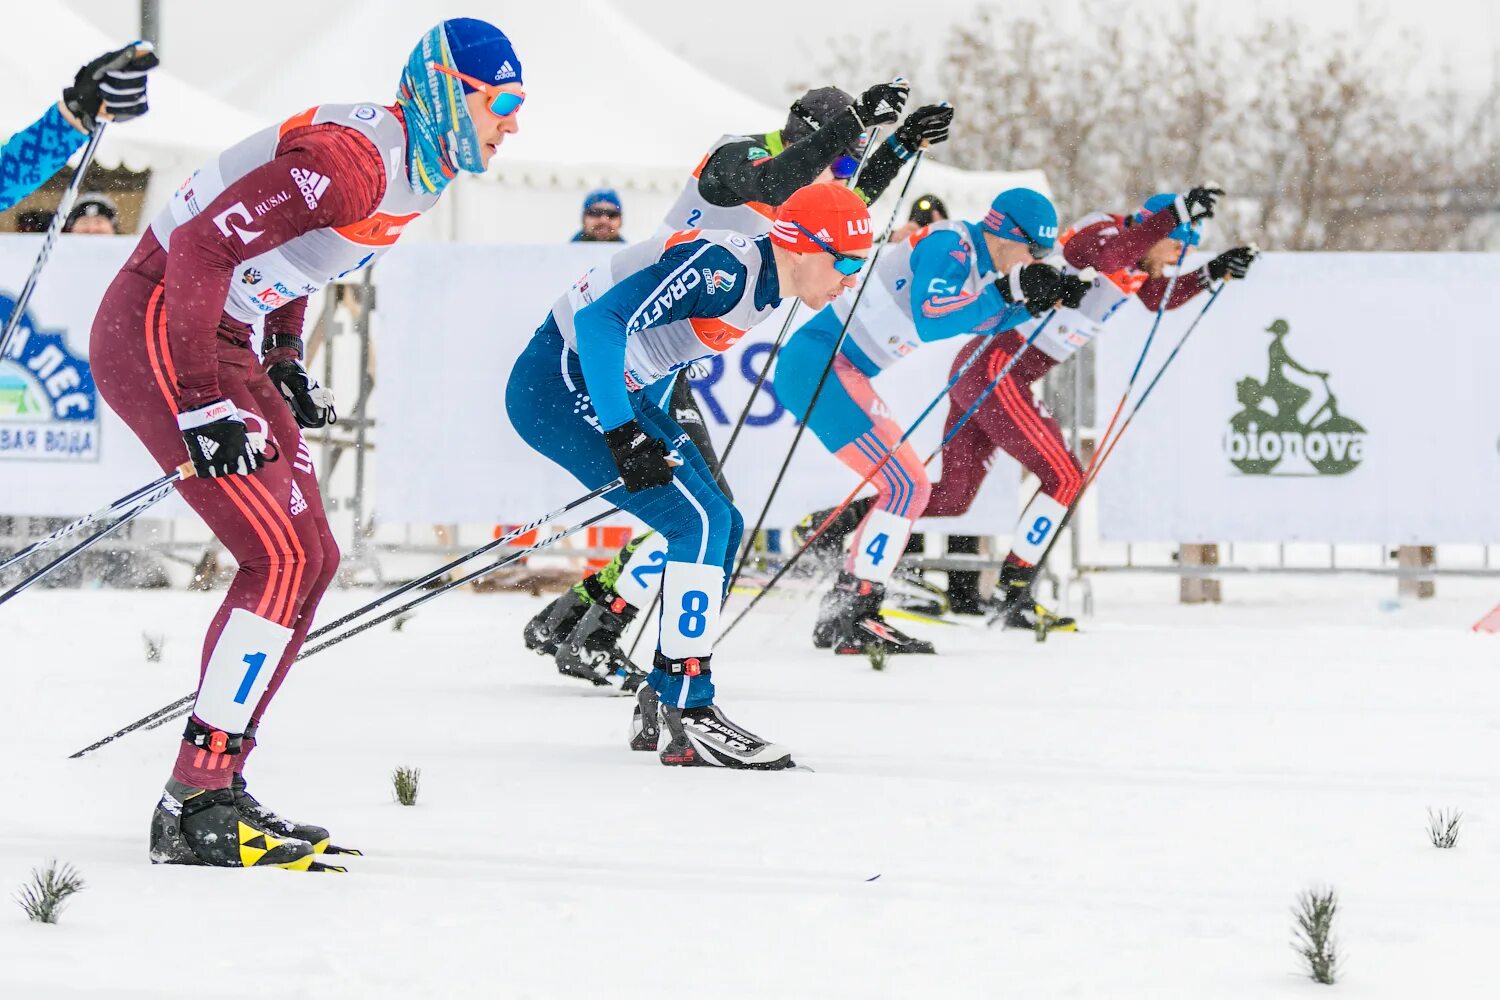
[585,207,621,219]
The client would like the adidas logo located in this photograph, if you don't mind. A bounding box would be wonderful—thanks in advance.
[196,435,219,459]
[495,60,517,82]
[290,167,330,210]
[289,480,308,517]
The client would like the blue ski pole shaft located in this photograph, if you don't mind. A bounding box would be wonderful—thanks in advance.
[1029,278,1226,580]
[1083,281,1225,491]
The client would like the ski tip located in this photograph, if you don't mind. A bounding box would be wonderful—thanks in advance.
[306,861,349,874]
[866,874,881,881]
[322,845,362,857]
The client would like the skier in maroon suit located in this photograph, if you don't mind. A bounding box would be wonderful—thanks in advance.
[89,19,525,870]
[925,189,1258,632]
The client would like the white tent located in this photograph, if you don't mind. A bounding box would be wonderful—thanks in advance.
[0,6,272,183]
[59,0,1046,242]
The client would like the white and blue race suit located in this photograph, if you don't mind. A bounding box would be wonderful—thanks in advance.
[771,219,1033,584]
[505,228,781,708]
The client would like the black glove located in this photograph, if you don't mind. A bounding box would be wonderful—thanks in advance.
[997,263,1071,318]
[1175,186,1224,224]
[1058,272,1092,310]
[851,80,910,129]
[1207,246,1258,281]
[63,42,158,131]
[603,420,674,493]
[893,104,954,154]
[267,360,337,429]
[178,400,266,479]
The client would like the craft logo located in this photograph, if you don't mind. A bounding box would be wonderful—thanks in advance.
[1223,319,1364,476]
[0,291,99,462]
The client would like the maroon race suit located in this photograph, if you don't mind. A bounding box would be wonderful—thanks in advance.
[925,206,1215,564]
[91,105,417,788]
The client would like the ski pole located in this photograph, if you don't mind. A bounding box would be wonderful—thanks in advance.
[1081,280,1227,488]
[1022,270,1234,631]
[101,509,626,746]
[68,485,624,758]
[717,310,1058,644]
[0,464,191,575]
[304,477,624,644]
[0,491,163,607]
[728,146,929,593]
[0,125,108,359]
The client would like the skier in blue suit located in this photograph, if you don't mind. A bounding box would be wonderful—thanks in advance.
[505,182,874,770]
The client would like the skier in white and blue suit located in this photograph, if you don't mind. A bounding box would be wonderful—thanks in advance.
[0,43,156,211]
[505,182,874,770]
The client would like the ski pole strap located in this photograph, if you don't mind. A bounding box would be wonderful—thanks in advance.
[654,652,710,677]
[183,716,243,755]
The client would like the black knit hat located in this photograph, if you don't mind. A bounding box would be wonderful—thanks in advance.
[784,86,858,156]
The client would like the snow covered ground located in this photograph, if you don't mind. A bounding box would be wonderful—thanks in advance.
[2,572,1497,998]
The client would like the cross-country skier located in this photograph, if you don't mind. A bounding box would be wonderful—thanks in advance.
[523,81,955,684]
[918,188,1259,631]
[0,43,157,211]
[775,189,1087,655]
[506,182,873,768]
[88,19,524,870]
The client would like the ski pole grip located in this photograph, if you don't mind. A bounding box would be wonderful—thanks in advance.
[176,461,196,480]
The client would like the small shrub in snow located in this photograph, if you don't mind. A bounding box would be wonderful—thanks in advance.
[1292,886,1341,985]
[142,632,165,663]
[15,860,85,924]
[392,766,422,806]
[865,643,888,672]
[1426,808,1462,849]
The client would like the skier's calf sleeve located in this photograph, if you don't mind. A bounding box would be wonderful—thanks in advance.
[192,608,294,736]
[612,532,670,609]
[657,561,724,660]
[1008,493,1069,567]
[848,508,915,584]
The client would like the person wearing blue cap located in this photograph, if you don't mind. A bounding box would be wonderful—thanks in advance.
[776,187,1089,656]
[920,186,1260,633]
[86,18,524,871]
[572,188,625,242]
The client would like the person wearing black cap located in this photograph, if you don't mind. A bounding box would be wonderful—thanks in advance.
[64,191,119,234]
[571,187,625,242]
[891,193,948,243]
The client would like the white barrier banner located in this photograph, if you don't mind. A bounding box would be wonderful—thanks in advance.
[0,235,190,519]
[376,243,1019,533]
[1094,252,1500,543]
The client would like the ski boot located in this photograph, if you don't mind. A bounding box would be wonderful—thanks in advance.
[555,594,648,689]
[824,572,936,655]
[793,496,874,572]
[150,780,344,872]
[629,682,661,751]
[650,656,795,769]
[523,588,590,657]
[231,771,359,856]
[992,564,1077,635]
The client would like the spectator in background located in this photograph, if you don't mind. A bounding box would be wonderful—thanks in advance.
[891,193,948,243]
[15,209,53,233]
[64,191,119,234]
[571,187,624,243]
